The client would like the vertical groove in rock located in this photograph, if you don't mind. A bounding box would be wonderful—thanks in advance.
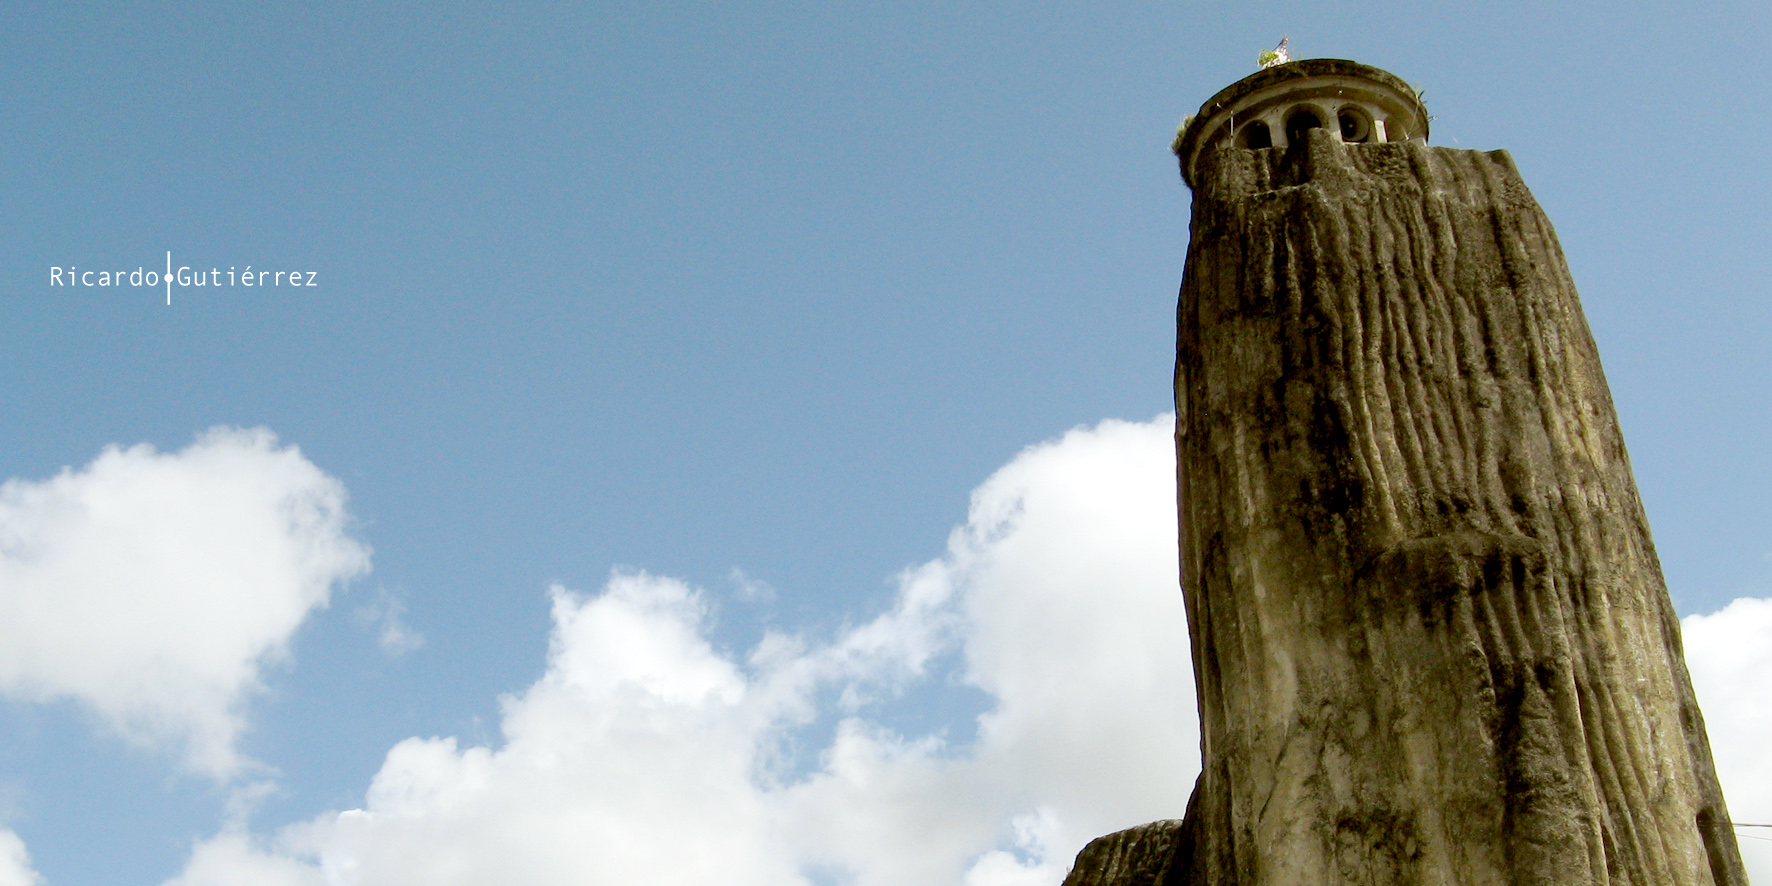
[1151,129,1748,886]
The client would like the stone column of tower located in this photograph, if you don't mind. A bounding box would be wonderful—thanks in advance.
[1064,60,1746,886]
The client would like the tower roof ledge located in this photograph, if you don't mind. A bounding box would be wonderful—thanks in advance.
[1174,59,1429,189]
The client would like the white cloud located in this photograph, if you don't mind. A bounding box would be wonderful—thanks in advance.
[160,415,1771,885]
[168,416,1195,885]
[0,829,41,886]
[277,575,804,886]
[353,588,424,657]
[776,417,1198,884]
[1683,596,1772,882]
[728,567,777,603]
[0,427,370,779]
[162,831,323,886]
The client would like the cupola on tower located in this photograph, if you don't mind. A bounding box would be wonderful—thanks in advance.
[1172,59,1427,188]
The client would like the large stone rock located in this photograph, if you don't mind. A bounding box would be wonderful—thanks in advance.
[1069,61,1746,886]
[1060,820,1189,886]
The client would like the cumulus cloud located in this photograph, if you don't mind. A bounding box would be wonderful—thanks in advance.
[0,829,41,886]
[167,416,1196,884]
[163,831,322,886]
[0,427,370,779]
[159,415,1771,885]
[1682,596,1772,881]
[777,417,1197,884]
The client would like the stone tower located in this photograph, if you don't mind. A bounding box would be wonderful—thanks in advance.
[1064,60,1746,886]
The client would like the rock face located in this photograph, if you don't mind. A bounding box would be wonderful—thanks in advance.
[1060,820,1189,886]
[1070,62,1745,886]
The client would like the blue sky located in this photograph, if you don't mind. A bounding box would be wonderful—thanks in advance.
[2,2,1769,884]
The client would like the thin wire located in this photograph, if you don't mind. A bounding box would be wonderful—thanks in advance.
[1734,823,1772,828]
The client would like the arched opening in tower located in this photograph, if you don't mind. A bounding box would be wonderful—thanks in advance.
[1338,107,1374,143]
[1285,107,1323,145]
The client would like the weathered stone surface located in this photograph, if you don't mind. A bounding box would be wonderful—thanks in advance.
[1069,65,1744,886]
[1060,820,1189,886]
